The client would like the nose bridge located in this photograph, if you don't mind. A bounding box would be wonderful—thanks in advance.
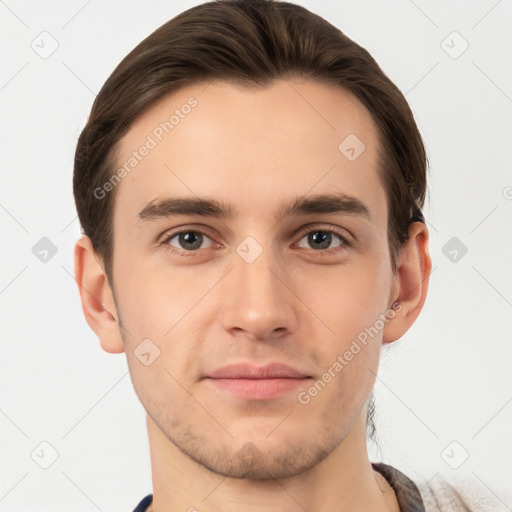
[220,236,296,339]
[236,242,277,298]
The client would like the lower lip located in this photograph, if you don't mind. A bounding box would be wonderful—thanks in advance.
[205,377,311,400]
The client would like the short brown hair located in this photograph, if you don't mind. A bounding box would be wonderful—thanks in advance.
[73,0,427,285]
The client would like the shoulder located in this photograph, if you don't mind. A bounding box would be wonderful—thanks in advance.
[418,477,500,512]
[132,494,153,512]
[372,462,426,511]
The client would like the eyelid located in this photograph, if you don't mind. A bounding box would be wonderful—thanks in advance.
[158,224,219,245]
[158,222,356,254]
[294,223,355,245]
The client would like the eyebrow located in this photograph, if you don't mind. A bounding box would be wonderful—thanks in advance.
[137,193,371,223]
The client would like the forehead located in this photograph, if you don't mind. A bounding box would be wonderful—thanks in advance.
[113,78,385,225]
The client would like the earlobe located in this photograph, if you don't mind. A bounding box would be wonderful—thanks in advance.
[382,222,432,344]
[74,235,125,354]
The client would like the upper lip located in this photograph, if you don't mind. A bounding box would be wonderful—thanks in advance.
[206,362,310,379]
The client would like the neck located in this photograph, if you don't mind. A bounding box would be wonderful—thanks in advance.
[146,412,399,512]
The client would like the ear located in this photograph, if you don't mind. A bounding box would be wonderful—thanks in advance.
[382,222,432,344]
[74,235,125,354]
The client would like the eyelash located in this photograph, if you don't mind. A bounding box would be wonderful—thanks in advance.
[159,224,353,256]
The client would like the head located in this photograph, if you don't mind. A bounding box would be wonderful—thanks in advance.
[74,0,431,480]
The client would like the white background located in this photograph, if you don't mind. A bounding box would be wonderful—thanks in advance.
[1,1,511,511]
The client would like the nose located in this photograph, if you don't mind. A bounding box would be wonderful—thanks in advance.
[220,244,298,341]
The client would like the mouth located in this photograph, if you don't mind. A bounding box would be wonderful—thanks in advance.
[204,362,313,400]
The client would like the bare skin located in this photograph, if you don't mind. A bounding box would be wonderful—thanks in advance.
[75,78,431,512]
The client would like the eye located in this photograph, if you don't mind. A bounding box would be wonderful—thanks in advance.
[164,230,214,251]
[296,228,349,251]
[159,225,351,256]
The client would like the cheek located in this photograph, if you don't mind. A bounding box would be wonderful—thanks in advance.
[293,260,391,407]
[114,263,212,386]
[125,353,193,431]
[113,256,212,339]
[300,338,380,431]
[297,259,392,345]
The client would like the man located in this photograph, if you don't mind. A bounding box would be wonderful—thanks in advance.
[72,1,464,510]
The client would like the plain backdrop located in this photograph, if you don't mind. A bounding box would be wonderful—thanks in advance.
[1,1,511,511]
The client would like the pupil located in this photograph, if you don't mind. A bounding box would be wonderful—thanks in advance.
[180,231,202,250]
[309,231,331,250]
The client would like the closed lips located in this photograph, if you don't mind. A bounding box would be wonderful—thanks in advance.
[206,363,311,379]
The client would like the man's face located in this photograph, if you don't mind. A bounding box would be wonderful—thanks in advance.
[110,78,396,479]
